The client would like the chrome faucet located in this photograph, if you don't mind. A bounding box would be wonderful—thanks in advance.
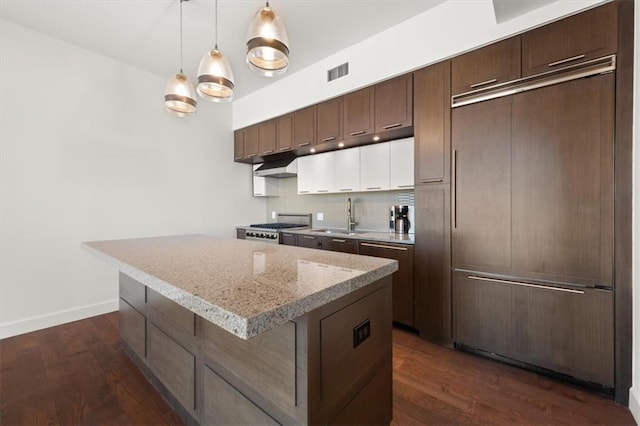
[347,198,357,232]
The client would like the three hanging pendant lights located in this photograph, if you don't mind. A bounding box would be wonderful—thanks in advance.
[164,0,290,116]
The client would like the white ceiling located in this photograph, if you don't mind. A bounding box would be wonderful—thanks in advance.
[0,0,449,100]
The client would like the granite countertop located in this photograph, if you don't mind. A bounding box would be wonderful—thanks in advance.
[82,235,397,340]
[282,228,415,245]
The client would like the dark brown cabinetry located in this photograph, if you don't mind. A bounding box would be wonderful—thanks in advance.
[453,271,613,386]
[374,74,413,133]
[358,241,414,327]
[414,61,451,185]
[280,232,296,246]
[277,114,294,153]
[259,119,277,156]
[522,2,617,76]
[234,129,244,161]
[293,106,316,148]
[244,125,260,159]
[324,237,358,254]
[317,98,343,145]
[451,37,521,95]
[296,234,323,249]
[343,87,375,139]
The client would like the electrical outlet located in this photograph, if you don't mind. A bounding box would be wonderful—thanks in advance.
[317,212,324,221]
[271,211,276,219]
[353,319,371,348]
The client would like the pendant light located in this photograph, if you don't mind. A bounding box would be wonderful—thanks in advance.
[197,0,234,102]
[164,0,197,117]
[246,1,289,77]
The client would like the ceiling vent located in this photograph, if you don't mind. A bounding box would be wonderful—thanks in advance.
[327,62,349,82]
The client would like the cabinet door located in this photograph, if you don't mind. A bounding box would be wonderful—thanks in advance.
[344,87,375,139]
[325,238,358,254]
[252,164,278,197]
[259,119,277,156]
[374,74,413,132]
[280,232,297,246]
[389,137,414,190]
[293,106,316,148]
[312,152,334,194]
[297,155,314,194]
[360,143,390,192]
[277,113,293,153]
[120,298,146,360]
[452,96,512,273]
[234,129,244,161]
[297,234,323,249]
[414,184,451,343]
[522,2,617,77]
[451,37,521,95]
[414,61,451,185]
[358,241,414,326]
[511,74,614,287]
[332,147,360,193]
[244,125,260,159]
[317,97,343,145]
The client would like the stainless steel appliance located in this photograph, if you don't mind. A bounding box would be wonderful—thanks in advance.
[390,205,414,234]
[238,213,311,244]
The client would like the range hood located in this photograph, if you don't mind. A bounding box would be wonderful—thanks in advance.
[254,158,298,178]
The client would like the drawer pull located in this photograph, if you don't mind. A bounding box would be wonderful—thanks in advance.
[303,236,316,239]
[383,123,402,130]
[339,188,353,192]
[469,78,498,89]
[317,189,329,193]
[321,136,336,142]
[361,242,408,251]
[467,275,584,294]
[247,153,257,157]
[366,186,382,190]
[349,130,366,136]
[279,146,291,151]
[548,54,586,68]
[298,142,311,147]
[332,239,347,243]
[420,178,443,184]
[262,150,274,154]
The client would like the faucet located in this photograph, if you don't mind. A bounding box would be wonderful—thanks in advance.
[347,198,357,232]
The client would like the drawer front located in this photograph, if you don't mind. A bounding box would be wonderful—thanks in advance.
[203,365,279,426]
[236,229,246,239]
[119,273,146,314]
[453,271,613,386]
[296,234,323,249]
[320,286,392,405]
[119,298,145,360]
[147,322,196,413]
[280,232,297,246]
[147,288,195,336]
[325,237,358,254]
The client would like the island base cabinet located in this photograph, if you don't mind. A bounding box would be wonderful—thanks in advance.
[119,298,146,360]
[452,271,614,387]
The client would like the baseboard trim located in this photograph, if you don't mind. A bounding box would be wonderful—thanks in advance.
[0,299,119,339]
[630,386,639,424]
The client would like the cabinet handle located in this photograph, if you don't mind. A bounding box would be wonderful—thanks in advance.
[279,146,291,151]
[263,150,274,154]
[467,275,585,294]
[548,54,586,68]
[469,78,497,89]
[317,189,329,193]
[339,188,353,192]
[321,136,336,142]
[452,149,457,229]
[361,242,408,251]
[303,236,316,239]
[254,193,263,196]
[349,130,366,136]
[366,186,382,190]
[332,239,347,243]
[298,142,311,147]
[299,191,309,194]
[420,179,443,184]
[383,123,402,130]
[235,156,242,160]
[396,184,414,188]
[247,153,257,158]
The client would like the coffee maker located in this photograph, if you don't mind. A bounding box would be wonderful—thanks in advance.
[390,205,414,234]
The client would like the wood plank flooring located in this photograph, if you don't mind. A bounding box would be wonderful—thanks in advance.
[0,312,635,425]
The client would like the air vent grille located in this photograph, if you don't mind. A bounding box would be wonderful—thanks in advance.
[327,63,349,82]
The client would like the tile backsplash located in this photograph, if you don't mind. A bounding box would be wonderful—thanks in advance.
[266,177,414,231]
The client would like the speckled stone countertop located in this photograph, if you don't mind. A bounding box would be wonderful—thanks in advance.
[82,235,397,340]
[281,228,415,245]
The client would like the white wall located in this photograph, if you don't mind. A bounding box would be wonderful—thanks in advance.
[233,0,604,128]
[0,20,265,338]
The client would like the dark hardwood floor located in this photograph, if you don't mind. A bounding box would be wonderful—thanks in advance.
[0,312,635,425]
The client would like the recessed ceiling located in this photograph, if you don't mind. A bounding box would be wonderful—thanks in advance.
[0,0,445,100]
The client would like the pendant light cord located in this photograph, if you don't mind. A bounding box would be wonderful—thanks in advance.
[179,0,184,73]
[214,0,218,50]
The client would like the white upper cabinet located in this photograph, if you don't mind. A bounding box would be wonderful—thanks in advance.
[312,152,335,194]
[297,156,315,194]
[389,137,414,189]
[332,148,360,193]
[360,142,390,192]
[252,164,278,197]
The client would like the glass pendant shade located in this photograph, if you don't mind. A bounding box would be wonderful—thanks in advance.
[164,72,197,117]
[197,49,235,102]
[246,4,289,76]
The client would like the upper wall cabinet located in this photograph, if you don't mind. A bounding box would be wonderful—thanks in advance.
[343,87,375,140]
[277,114,294,153]
[522,2,617,77]
[293,106,317,148]
[360,143,390,192]
[259,119,277,156]
[374,74,413,133]
[451,37,521,95]
[234,129,244,161]
[317,98,343,146]
[244,125,260,159]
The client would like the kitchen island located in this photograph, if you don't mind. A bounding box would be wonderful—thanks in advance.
[83,235,397,425]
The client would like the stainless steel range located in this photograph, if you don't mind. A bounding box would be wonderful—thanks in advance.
[238,213,311,244]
